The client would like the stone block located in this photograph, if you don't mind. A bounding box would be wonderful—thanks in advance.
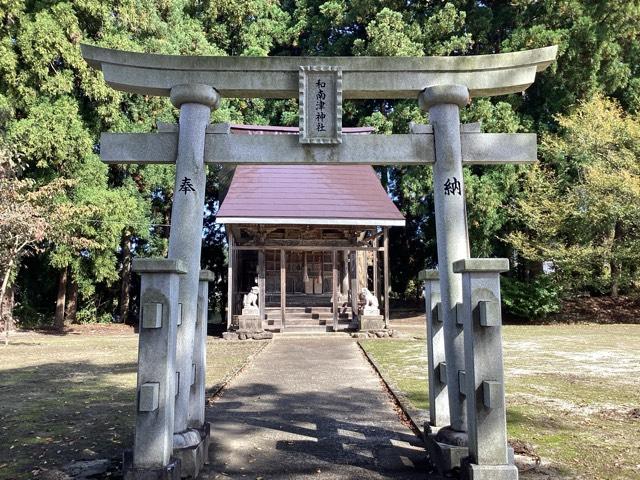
[199,269,215,282]
[437,362,447,384]
[482,380,503,409]
[479,300,501,327]
[122,449,181,480]
[238,314,262,332]
[132,259,187,274]
[425,432,469,474]
[433,302,443,323]
[142,303,163,329]
[173,447,201,479]
[464,463,518,480]
[222,332,238,341]
[172,423,210,479]
[139,383,159,412]
[458,370,466,395]
[453,258,509,274]
[176,303,182,326]
[359,315,384,331]
[252,331,273,340]
[455,301,465,325]
[64,459,111,478]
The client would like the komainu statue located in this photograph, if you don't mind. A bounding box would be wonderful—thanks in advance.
[242,286,260,314]
[361,288,380,315]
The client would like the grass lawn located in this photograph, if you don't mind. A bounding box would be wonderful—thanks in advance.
[361,323,640,480]
[0,328,265,479]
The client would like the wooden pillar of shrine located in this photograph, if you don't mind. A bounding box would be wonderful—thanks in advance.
[280,249,286,330]
[341,250,349,298]
[383,227,390,328]
[258,249,265,324]
[351,250,359,316]
[332,250,338,330]
[373,235,379,298]
[227,231,235,328]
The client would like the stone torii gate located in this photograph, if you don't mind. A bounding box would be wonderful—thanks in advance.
[81,44,556,479]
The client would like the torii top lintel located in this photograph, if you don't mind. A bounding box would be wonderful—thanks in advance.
[80,44,557,100]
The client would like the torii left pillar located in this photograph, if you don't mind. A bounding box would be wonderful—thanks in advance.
[168,84,220,477]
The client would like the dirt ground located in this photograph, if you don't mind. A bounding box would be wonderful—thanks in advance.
[1,309,639,479]
[0,331,265,479]
[361,323,640,480]
[551,295,640,324]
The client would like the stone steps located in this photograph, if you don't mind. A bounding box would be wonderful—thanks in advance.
[265,306,352,314]
[278,325,335,333]
[264,316,352,324]
[262,305,356,333]
[264,318,356,332]
[264,318,353,325]
[264,313,351,321]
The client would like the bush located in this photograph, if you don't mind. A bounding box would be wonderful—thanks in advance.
[502,275,562,320]
[76,307,113,324]
[13,302,50,329]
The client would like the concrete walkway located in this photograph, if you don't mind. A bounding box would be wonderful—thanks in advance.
[202,337,427,479]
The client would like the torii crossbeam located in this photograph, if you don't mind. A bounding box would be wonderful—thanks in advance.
[81,44,557,480]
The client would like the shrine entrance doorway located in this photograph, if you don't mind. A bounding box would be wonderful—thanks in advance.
[263,250,333,308]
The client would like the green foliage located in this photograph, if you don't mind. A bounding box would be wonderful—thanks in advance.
[507,96,640,297]
[0,0,638,323]
[501,275,563,319]
[353,8,423,56]
[75,306,112,324]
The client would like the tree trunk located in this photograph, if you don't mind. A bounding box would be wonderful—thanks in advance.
[119,230,133,324]
[610,221,623,298]
[611,262,620,298]
[66,276,78,324]
[54,267,68,331]
[1,259,14,346]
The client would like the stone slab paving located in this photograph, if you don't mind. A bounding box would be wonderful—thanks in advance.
[202,337,429,479]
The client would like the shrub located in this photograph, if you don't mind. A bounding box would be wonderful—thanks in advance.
[501,275,562,320]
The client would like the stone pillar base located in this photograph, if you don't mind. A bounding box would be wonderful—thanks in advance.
[424,425,469,474]
[462,461,519,480]
[237,314,262,333]
[359,315,384,331]
[122,450,181,480]
[172,423,210,479]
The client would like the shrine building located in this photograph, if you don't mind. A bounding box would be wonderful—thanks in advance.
[216,125,405,333]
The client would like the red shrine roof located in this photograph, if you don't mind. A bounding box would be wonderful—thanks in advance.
[216,126,405,227]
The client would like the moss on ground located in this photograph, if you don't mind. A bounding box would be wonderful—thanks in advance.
[361,324,640,480]
[0,332,265,479]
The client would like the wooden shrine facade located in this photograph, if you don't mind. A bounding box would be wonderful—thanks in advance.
[224,225,393,332]
[216,126,405,331]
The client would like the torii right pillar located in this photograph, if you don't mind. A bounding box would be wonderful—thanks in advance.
[419,85,471,460]
[419,86,518,478]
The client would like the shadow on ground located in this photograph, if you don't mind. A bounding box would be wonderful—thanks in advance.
[0,360,137,478]
[205,381,432,478]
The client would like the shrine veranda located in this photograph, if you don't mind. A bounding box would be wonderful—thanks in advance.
[81,44,557,479]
